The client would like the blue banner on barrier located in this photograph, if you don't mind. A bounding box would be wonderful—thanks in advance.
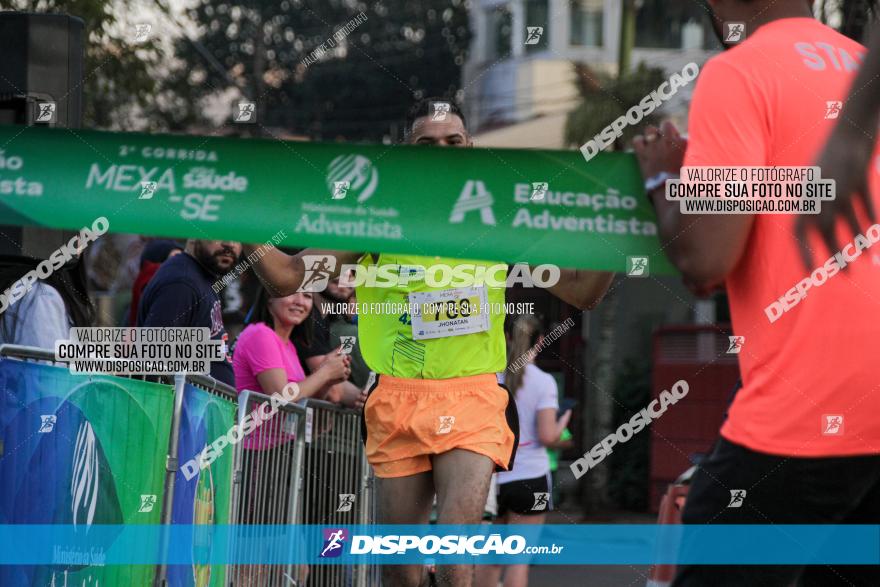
[168,384,237,587]
[0,359,173,585]
[1,525,878,565]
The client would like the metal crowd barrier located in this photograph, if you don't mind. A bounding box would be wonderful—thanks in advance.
[298,398,373,587]
[0,343,58,362]
[229,389,307,586]
[0,344,378,587]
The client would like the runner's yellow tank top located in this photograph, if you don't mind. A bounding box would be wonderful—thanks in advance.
[355,254,506,379]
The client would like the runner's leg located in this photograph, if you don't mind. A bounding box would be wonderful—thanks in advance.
[673,439,880,586]
[473,511,506,587]
[796,458,880,586]
[377,471,435,587]
[499,510,545,587]
[673,439,803,586]
[433,448,496,586]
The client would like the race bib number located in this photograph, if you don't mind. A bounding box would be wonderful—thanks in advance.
[408,286,490,340]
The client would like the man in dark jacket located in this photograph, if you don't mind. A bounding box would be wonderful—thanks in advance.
[138,239,240,387]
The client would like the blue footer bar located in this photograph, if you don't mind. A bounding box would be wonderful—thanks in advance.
[0,524,878,565]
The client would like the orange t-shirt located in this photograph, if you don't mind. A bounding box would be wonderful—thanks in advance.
[684,18,880,457]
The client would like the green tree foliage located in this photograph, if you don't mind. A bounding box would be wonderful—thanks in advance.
[564,62,667,150]
[165,0,471,141]
[5,0,163,130]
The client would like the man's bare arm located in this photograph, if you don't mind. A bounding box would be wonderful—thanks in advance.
[243,246,362,296]
[633,121,754,291]
[544,268,614,310]
[648,190,753,289]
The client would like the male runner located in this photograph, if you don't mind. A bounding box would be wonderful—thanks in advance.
[247,98,613,586]
[633,1,880,585]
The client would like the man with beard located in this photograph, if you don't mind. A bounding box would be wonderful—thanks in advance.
[138,239,242,387]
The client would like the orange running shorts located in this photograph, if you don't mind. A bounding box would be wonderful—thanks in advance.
[360,373,519,478]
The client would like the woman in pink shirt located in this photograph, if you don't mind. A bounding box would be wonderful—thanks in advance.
[234,289,350,400]
[232,288,350,533]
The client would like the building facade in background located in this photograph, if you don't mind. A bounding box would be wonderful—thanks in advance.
[464,0,720,147]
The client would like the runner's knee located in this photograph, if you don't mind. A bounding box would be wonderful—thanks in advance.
[382,563,425,587]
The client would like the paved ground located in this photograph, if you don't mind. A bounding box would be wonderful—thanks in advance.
[530,564,652,587]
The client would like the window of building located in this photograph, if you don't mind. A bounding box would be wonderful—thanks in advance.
[570,0,603,47]
[524,0,549,53]
[635,0,720,50]
[486,5,513,60]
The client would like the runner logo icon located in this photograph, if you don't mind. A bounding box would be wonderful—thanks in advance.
[39,415,57,433]
[824,101,842,120]
[627,256,649,277]
[140,181,158,199]
[531,492,549,511]
[332,181,349,199]
[326,154,378,203]
[724,22,745,43]
[299,255,337,293]
[822,415,844,435]
[727,490,746,508]
[530,182,548,200]
[320,528,348,558]
[337,494,356,512]
[234,102,256,123]
[431,101,450,121]
[35,102,56,124]
[437,416,455,434]
[525,27,544,45]
[727,336,745,354]
[134,23,152,42]
[139,494,157,513]
[339,336,356,355]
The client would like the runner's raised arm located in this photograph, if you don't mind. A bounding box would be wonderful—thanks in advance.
[243,246,362,296]
[545,268,614,310]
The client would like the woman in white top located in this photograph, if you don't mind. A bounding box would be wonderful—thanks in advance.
[0,255,94,349]
[476,314,572,587]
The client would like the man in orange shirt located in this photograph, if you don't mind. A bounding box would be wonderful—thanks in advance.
[634,1,880,585]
